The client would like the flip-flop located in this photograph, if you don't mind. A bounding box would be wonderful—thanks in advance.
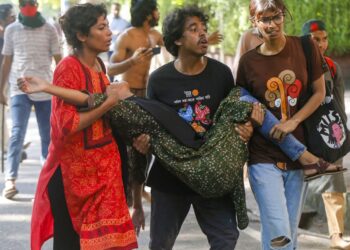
[304,158,347,181]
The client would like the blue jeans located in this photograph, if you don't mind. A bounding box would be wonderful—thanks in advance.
[248,163,304,250]
[239,88,305,161]
[149,189,239,250]
[5,94,51,180]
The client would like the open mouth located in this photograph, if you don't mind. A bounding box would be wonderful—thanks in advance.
[198,38,208,46]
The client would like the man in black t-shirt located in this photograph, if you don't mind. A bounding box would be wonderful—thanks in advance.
[131,6,254,249]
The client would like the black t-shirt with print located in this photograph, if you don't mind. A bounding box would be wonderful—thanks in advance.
[146,56,234,194]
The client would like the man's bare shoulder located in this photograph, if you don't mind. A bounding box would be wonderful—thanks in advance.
[149,29,163,45]
[119,27,138,39]
[149,28,162,37]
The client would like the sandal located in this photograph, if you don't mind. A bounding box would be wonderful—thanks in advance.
[303,158,347,181]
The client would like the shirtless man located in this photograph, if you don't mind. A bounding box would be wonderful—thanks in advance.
[107,0,163,95]
[108,0,162,207]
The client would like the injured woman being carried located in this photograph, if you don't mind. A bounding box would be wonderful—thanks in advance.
[18,76,346,229]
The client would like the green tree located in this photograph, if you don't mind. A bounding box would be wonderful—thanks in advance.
[158,0,350,56]
[285,0,350,56]
[8,0,348,55]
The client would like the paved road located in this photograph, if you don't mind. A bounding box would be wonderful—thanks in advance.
[1,94,350,250]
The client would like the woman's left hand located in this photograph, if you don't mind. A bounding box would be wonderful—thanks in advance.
[269,119,300,141]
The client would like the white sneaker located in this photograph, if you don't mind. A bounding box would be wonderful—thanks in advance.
[2,180,18,199]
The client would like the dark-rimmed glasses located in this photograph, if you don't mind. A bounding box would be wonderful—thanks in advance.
[257,13,285,26]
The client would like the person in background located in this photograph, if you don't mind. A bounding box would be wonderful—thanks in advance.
[30,3,137,250]
[0,0,61,199]
[301,19,350,250]
[108,0,163,208]
[0,4,15,63]
[0,3,15,162]
[108,0,162,92]
[50,15,63,45]
[232,28,262,78]
[107,2,130,63]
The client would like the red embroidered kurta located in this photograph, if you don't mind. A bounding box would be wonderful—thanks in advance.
[31,56,137,250]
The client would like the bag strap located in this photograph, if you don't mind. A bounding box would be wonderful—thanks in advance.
[97,56,107,74]
[301,36,333,98]
[300,35,313,94]
[324,56,336,79]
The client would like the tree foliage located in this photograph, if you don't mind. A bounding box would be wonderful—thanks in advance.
[5,0,348,55]
[285,0,350,56]
[158,0,350,56]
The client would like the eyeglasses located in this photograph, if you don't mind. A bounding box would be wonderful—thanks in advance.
[257,13,285,26]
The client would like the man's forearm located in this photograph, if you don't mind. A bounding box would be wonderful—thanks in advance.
[107,57,134,76]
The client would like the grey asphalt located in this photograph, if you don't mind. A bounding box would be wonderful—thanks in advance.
[1,93,350,250]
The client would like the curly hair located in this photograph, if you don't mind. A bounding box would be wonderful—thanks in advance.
[59,3,107,50]
[0,4,13,21]
[130,0,157,27]
[162,6,208,57]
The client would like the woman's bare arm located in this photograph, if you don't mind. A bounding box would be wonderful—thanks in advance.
[18,76,89,106]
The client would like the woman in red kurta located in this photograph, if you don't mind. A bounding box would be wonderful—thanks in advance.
[31,3,137,250]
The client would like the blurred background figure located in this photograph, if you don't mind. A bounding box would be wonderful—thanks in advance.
[0,0,61,199]
[0,3,16,168]
[50,15,63,46]
[301,19,350,250]
[232,28,262,78]
[107,2,130,62]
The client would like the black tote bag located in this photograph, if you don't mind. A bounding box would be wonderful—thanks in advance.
[300,35,350,163]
